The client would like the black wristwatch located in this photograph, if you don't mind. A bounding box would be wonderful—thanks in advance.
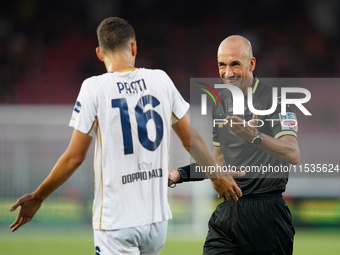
[251,131,263,145]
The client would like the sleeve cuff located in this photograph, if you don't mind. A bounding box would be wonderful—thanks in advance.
[213,141,220,147]
[274,130,297,139]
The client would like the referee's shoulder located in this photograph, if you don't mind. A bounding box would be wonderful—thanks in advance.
[218,86,233,101]
[257,79,274,93]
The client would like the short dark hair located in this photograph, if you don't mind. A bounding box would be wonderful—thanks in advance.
[97,17,135,52]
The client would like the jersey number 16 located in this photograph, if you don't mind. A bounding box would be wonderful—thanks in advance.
[112,95,164,155]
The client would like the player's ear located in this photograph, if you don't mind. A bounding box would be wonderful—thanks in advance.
[249,57,256,72]
[96,47,104,62]
[131,40,137,57]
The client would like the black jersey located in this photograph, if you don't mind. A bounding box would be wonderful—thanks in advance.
[212,77,297,196]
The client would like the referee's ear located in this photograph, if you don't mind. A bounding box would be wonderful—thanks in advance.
[96,47,104,62]
[249,57,256,72]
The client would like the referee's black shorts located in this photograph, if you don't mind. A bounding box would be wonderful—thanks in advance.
[203,193,295,255]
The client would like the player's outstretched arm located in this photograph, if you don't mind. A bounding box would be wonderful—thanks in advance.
[172,114,245,200]
[9,129,92,232]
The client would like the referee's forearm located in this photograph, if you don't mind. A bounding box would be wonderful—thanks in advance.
[257,133,300,165]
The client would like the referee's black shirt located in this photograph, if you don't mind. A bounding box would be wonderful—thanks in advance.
[212,77,298,196]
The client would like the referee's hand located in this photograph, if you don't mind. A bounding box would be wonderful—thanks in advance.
[211,173,244,201]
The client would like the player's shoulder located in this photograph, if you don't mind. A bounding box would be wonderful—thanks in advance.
[139,68,169,78]
[139,68,174,89]
[82,74,104,84]
[81,73,111,90]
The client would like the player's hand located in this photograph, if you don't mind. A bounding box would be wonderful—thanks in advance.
[9,194,43,232]
[211,170,245,201]
[225,114,259,142]
[168,169,180,186]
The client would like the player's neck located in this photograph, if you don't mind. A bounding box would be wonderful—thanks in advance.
[104,52,135,73]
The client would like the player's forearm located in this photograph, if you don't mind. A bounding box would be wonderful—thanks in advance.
[213,146,225,168]
[189,129,218,178]
[257,134,300,165]
[33,152,84,201]
[172,115,218,178]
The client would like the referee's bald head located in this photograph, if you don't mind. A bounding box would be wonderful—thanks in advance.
[218,35,253,60]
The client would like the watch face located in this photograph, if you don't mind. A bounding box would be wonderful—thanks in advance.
[252,131,262,145]
[253,137,262,145]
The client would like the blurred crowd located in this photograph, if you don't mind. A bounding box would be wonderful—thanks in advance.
[1,0,340,103]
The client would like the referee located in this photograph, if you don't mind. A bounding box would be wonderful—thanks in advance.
[172,35,299,255]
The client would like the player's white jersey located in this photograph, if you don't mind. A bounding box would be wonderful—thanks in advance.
[69,68,189,230]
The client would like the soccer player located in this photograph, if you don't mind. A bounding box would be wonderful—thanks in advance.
[9,17,243,255]
[173,35,300,255]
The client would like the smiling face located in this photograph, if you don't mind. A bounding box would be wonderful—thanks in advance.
[217,35,256,95]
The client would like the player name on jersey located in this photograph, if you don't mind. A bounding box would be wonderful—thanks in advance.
[117,78,147,94]
[122,168,163,184]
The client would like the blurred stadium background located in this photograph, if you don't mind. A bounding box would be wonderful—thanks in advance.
[1,0,340,254]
